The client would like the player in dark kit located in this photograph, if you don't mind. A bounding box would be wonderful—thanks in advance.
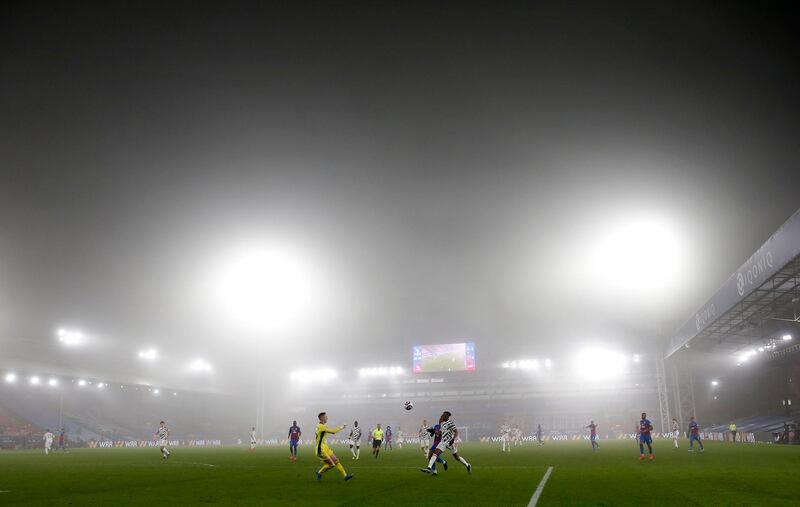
[586,420,599,450]
[638,412,654,460]
[288,421,301,461]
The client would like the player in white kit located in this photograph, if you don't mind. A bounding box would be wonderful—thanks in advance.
[420,411,472,475]
[671,418,680,449]
[43,429,54,455]
[500,423,511,452]
[349,421,362,459]
[419,420,430,456]
[155,421,171,459]
[250,427,257,450]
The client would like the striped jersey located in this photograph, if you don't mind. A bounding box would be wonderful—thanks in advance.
[350,426,362,441]
[440,419,456,444]
[157,426,169,440]
[419,425,430,439]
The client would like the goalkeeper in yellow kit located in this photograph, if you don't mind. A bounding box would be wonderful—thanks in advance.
[314,412,354,481]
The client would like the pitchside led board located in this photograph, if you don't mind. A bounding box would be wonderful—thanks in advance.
[412,343,476,373]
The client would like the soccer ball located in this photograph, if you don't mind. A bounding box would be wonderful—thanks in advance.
[404,401,413,411]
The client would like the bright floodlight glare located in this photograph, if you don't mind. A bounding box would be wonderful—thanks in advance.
[190,358,213,373]
[48,378,58,387]
[4,372,17,383]
[153,389,160,395]
[138,348,158,360]
[590,217,683,292]
[29,375,41,385]
[544,358,552,368]
[359,366,405,377]
[215,243,318,332]
[783,334,792,341]
[77,379,87,387]
[573,348,629,380]
[96,382,105,389]
[711,380,719,386]
[290,368,338,384]
[57,328,84,346]
[501,359,542,370]
[632,354,640,363]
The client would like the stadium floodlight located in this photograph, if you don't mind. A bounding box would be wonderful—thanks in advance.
[711,380,719,386]
[290,368,338,384]
[544,358,552,369]
[189,358,213,373]
[77,379,87,387]
[632,354,640,363]
[588,217,683,293]
[57,328,84,346]
[573,347,629,380]
[214,242,320,332]
[48,378,59,387]
[153,389,160,395]
[501,359,540,370]
[736,349,757,363]
[138,348,158,360]
[782,334,792,341]
[29,375,41,385]
[4,372,17,383]
[359,366,405,377]
[96,382,105,389]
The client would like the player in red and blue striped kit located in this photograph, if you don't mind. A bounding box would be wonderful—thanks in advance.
[687,416,704,452]
[638,412,654,460]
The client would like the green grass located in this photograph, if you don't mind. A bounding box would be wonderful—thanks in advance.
[0,440,798,506]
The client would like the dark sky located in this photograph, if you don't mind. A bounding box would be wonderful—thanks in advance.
[1,1,799,390]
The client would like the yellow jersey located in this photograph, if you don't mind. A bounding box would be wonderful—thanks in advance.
[315,423,342,456]
[372,428,384,441]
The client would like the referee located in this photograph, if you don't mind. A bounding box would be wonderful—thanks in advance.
[372,424,384,458]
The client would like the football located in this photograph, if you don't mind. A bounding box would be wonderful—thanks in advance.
[403,400,414,411]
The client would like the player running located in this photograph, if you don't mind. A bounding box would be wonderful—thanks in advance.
[385,425,393,450]
[536,424,544,446]
[371,424,384,458]
[348,421,362,459]
[419,419,431,455]
[586,420,599,450]
[58,428,68,452]
[671,418,680,449]
[500,423,511,452]
[420,411,472,475]
[638,412,654,460]
[155,421,171,460]
[314,412,353,482]
[250,427,257,450]
[687,416,705,452]
[43,429,54,455]
[288,420,301,461]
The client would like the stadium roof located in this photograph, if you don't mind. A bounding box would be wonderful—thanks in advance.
[666,208,800,358]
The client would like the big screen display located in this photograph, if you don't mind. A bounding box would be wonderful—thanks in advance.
[412,343,476,373]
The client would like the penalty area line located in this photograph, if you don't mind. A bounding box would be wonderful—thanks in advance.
[527,466,553,507]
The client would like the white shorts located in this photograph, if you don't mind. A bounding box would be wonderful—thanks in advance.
[435,440,457,454]
[250,439,257,445]
[349,439,360,447]
[420,438,430,448]
[158,439,168,447]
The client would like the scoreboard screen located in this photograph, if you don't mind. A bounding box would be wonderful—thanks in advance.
[412,343,476,373]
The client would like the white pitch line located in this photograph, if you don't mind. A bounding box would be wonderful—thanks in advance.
[527,466,553,507]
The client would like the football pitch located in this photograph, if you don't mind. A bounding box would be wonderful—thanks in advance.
[1,440,798,506]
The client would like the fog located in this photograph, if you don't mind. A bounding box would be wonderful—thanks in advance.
[1,3,799,441]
